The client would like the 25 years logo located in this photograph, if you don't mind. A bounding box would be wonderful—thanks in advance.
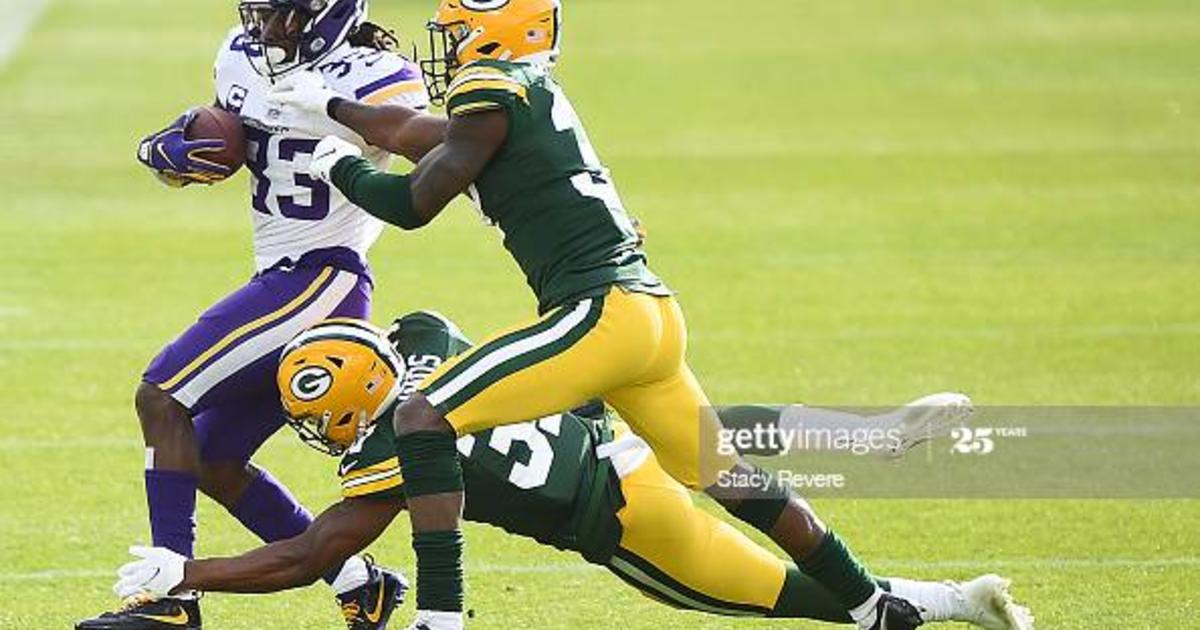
[950,426,1028,455]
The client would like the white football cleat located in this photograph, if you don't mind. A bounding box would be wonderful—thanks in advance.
[955,574,1035,630]
[878,392,974,457]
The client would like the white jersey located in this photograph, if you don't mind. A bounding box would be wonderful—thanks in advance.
[213,27,428,272]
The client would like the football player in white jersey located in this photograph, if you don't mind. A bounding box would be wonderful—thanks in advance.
[77,2,426,629]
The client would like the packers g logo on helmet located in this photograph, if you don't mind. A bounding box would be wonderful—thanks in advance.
[421,0,561,103]
[289,365,334,401]
[277,318,404,456]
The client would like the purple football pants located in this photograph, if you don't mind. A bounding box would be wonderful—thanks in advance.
[141,248,371,558]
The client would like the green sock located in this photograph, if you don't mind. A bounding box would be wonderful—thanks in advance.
[413,530,464,612]
[771,565,890,621]
[795,531,879,611]
[394,430,464,498]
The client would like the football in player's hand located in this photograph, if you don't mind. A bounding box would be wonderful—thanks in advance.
[187,106,246,175]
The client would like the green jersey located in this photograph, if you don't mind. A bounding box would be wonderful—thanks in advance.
[339,311,624,561]
[444,60,670,313]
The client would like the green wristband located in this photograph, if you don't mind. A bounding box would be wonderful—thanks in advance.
[330,156,424,229]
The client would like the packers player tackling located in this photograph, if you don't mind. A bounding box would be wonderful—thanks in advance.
[113,314,1033,630]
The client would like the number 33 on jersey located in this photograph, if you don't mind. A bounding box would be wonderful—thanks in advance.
[214,26,429,272]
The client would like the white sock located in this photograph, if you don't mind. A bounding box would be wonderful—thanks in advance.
[778,405,876,451]
[887,578,960,621]
[848,587,884,628]
[330,555,370,595]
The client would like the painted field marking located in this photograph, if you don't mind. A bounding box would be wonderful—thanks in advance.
[0,0,48,68]
[0,569,111,582]
[5,557,1197,582]
[0,437,141,450]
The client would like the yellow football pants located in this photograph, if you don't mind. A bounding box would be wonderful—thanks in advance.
[607,444,789,616]
[418,286,735,489]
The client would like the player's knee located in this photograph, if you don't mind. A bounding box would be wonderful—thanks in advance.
[706,462,792,535]
[134,381,163,416]
[392,394,464,501]
[392,393,453,436]
[135,381,194,448]
[135,381,184,423]
[197,461,256,509]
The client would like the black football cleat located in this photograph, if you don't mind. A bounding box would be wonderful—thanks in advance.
[75,595,201,630]
[865,593,926,630]
[338,557,409,630]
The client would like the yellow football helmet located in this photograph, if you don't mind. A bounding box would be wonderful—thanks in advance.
[276,318,404,455]
[421,0,562,103]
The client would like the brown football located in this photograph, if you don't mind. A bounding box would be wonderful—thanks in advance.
[186,105,247,176]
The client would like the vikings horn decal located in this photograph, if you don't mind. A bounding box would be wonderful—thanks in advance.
[290,366,334,401]
[461,0,512,10]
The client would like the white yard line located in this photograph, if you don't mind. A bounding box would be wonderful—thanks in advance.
[0,339,146,351]
[0,437,141,450]
[0,0,48,68]
[5,557,1196,582]
[871,557,1200,570]
[0,569,111,582]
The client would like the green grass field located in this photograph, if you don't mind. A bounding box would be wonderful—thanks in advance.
[1,0,1198,627]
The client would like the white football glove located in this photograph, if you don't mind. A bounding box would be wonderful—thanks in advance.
[268,70,341,115]
[309,135,363,183]
[406,610,464,630]
[113,545,187,600]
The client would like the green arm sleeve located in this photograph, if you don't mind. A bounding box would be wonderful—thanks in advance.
[330,156,424,230]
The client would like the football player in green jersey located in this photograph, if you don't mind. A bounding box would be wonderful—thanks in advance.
[114,314,1032,630]
[266,1,972,628]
